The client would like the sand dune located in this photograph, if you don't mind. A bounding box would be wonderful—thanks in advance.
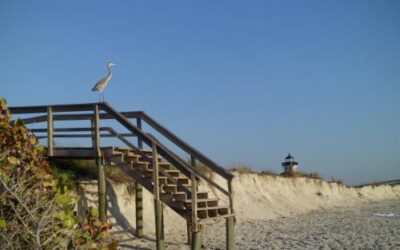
[77,173,400,249]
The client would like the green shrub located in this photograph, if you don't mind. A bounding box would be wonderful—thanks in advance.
[0,97,113,249]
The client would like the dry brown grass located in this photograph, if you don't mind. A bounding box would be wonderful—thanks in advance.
[227,165,255,174]
[280,171,324,180]
[51,159,134,184]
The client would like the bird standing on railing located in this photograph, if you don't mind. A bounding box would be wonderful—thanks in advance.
[92,62,116,102]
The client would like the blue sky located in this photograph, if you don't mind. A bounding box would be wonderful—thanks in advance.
[1,1,399,185]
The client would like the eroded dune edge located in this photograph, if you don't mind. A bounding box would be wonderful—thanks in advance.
[78,172,400,234]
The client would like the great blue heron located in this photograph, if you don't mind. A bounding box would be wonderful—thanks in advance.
[92,62,116,102]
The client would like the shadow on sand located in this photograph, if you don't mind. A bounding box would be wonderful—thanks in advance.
[77,178,155,249]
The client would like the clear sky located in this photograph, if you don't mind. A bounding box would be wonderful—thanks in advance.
[1,1,399,185]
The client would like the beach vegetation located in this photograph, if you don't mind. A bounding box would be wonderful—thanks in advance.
[0,97,114,249]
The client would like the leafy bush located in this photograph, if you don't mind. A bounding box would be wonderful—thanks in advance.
[0,97,112,249]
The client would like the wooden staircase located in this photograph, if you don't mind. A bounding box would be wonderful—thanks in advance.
[103,147,231,221]
[9,102,236,249]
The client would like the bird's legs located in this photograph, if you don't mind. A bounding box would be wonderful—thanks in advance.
[98,92,102,103]
[101,92,105,103]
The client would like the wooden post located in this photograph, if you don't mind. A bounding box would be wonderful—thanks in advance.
[47,106,54,157]
[94,104,107,223]
[152,143,164,250]
[135,118,144,237]
[191,229,202,250]
[137,118,143,149]
[226,216,235,250]
[228,179,234,214]
[187,222,192,245]
[91,118,95,148]
[135,181,144,237]
[190,156,201,250]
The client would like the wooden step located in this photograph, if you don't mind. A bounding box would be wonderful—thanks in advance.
[146,162,172,170]
[149,176,168,186]
[173,191,209,202]
[143,169,181,178]
[122,154,140,162]
[106,154,124,163]
[162,184,192,193]
[102,147,121,157]
[197,206,230,219]
[167,177,189,185]
[184,198,219,208]
[139,156,163,163]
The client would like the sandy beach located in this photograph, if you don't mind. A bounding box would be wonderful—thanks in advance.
[112,199,400,249]
[202,199,400,250]
[76,174,400,250]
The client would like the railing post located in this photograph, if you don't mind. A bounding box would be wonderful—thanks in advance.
[94,104,107,223]
[135,118,144,237]
[228,179,234,214]
[153,143,164,250]
[227,179,235,250]
[137,117,143,149]
[47,106,54,157]
[91,118,95,148]
[226,216,235,250]
[190,156,202,250]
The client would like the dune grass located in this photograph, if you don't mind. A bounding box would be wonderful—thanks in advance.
[51,159,134,184]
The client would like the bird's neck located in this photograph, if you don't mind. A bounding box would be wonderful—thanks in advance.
[107,66,113,76]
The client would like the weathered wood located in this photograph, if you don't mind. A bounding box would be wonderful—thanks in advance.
[191,229,202,250]
[102,103,231,197]
[15,103,231,202]
[154,200,165,250]
[135,117,144,237]
[137,118,143,149]
[190,156,198,232]
[135,181,144,237]
[187,222,192,245]
[152,142,165,249]
[94,104,107,223]
[37,133,135,138]
[226,216,235,250]
[31,127,135,137]
[14,111,141,125]
[139,111,233,181]
[228,180,234,214]
[134,117,144,237]
[9,102,100,114]
[47,107,54,157]
[152,143,160,200]
[51,148,95,158]
[10,102,236,247]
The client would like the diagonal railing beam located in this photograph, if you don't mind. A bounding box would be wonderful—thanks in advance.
[101,102,230,196]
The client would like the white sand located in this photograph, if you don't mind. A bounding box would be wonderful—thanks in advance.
[77,173,400,249]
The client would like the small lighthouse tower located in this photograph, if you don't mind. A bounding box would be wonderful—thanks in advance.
[281,153,298,174]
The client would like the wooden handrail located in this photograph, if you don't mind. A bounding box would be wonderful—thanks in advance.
[10,106,233,179]
[9,102,232,198]
[31,127,135,138]
[10,112,141,125]
[9,102,99,114]
[101,103,231,196]
[136,111,233,181]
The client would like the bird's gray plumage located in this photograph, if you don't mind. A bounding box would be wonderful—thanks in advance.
[92,62,116,102]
